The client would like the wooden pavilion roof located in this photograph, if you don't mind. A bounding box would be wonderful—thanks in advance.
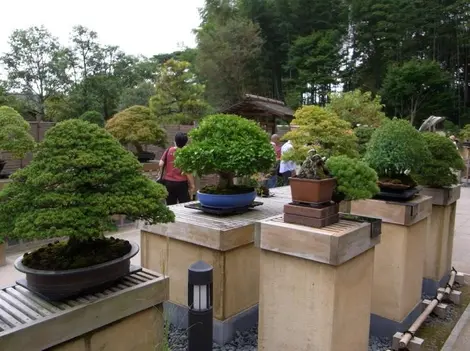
[221,94,294,121]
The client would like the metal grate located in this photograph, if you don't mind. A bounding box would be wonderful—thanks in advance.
[0,269,159,334]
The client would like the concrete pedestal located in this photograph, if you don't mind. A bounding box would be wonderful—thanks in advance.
[351,195,432,337]
[257,216,379,351]
[420,185,460,295]
[141,189,291,345]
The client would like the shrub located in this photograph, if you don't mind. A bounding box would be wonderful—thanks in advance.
[105,105,166,154]
[0,119,174,241]
[0,106,35,162]
[413,132,465,188]
[364,119,431,180]
[174,114,275,189]
[326,89,387,127]
[79,110,105,127]
[282,105,358,163]
[459,124,470,142]
[326,155,379,201]
[354,126,376,157]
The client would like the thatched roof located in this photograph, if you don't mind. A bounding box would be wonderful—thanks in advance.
[221,94,294,121]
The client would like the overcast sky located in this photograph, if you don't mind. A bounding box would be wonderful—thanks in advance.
[0,0,205,58]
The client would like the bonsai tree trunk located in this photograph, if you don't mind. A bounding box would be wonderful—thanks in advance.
[218,172,234,188]
[132,142,144,155]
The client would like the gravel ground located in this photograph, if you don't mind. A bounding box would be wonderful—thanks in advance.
[168,324,392,351]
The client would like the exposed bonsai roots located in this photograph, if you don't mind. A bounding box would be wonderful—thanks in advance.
[22,237,132,270]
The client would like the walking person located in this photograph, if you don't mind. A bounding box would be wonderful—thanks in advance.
[159,132,196,205]
[266,134,282,188]
[279,140,296,185]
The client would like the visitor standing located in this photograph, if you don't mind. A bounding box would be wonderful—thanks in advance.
[279,140,296,185]
[159,132,196,205]
[266,134,282,188]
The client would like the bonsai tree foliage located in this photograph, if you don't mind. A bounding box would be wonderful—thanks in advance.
[459,124,470,142]
[326,155,379,201]
[413,132,465,188]
[282,105,358,163]
[0,119,174,268]
[0,106,36,169]
[79,110,105,127]
[105,105,166,154]
[354,125,376,157]
[174,114,275,190]
[326,89,387,128]
[364,119,431,185]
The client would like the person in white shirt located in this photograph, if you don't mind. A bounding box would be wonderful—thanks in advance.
[279,140,296,185]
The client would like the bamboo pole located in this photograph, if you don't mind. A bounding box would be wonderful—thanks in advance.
[399,269,457,348]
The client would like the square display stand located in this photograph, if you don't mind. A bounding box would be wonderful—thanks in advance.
[16,264,142,302]
[284,201,339,228]
[184,201,263,216]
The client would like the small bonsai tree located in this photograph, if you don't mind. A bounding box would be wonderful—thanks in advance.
[297,149,332,180]
[105,105,167,156]
[79,110,105,127]
[174,114,275,192]
[0,106,36,173]
[326,89,387,128]
[413,132,465,188]
[364,119,431,187]
[282,105,358,163]
[354,125,376,157]
[0,119,174,270]
[326,155,379,202]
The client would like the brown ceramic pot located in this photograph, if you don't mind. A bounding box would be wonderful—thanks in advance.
[289,177,337,204]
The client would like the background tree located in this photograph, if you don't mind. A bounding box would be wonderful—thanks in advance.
[119,82,155,110]
[149,59,209,124]
[79,111,105,127]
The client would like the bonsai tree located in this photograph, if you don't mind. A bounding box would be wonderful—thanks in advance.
[326,155,380,202]
[0,119,174,270]
[459,124,470,143]
[354,125,376,157]
[0,106,36,174]
[105,105,166,160]
[364,118,431,188]
[282,105,358,164]
[79,110,105,127]
[174,114,275,192]
[326,89,387,128]
[413,132,465,188]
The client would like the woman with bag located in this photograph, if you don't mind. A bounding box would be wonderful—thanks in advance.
[158,132,196,205]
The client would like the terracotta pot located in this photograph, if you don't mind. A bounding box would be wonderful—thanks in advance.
[289,177,336,204]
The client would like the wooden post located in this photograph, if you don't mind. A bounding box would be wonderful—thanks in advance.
[257,216,379,351]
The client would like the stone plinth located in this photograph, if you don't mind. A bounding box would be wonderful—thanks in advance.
[420,185,460,295]
[0,269,168,351]
[257,216,379,351]
[351,195,432,337]
[141,187,291,345]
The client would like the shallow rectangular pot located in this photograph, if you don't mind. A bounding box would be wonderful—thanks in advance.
[289,177,336,204]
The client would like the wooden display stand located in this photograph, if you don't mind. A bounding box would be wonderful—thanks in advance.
[420,185,460,295]
[0,269,168,351]
[0,242,5,267]
[257,216,379,351]
[351,195,432,337]
[140,187,292,345]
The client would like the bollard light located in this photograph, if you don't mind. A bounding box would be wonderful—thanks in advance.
[188,260,213,351]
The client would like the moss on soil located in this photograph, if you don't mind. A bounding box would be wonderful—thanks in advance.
[201,185,255,195]
[414,283,470,350]
[22,237,131,270]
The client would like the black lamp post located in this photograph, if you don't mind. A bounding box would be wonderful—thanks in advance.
[188,260,213,351]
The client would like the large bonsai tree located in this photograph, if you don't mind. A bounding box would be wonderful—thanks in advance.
[105,105,167,155]
[0,119,174,244]
[282,105,358,163]
[79,110,105,127]
[413,132,465,188]
[174,114,275,190]
[0,106,36,172]
[364,119,431,185]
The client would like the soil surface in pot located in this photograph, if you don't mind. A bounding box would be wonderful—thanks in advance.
[378,174,417,189]
[22,237,131,270]
[201,185,255,195]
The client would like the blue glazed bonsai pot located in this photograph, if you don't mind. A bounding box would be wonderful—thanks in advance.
[197,190,257,209]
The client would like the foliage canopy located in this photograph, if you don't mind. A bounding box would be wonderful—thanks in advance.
[0,106,36,160]
[0,119,174,241]
[105,105,166,153]
[79,110,104,127]
[174,114,275,187]
[364,119,431,178]
[414,132,465,188]
[326,155,379,201]
[282,105,358,163]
